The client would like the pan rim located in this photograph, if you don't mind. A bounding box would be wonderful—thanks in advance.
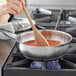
[18,29,72,47]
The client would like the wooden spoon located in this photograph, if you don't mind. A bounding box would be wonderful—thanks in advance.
[22,5,49,46]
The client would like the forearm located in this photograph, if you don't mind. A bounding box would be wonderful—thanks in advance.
[0,14,10,23]
[0,14,14,23]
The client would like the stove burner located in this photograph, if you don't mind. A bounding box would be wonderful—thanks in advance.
[30,60,61,70]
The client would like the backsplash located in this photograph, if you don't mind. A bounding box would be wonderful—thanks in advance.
[27,0,76,9]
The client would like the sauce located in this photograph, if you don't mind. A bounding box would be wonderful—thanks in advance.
[23,40,62,46]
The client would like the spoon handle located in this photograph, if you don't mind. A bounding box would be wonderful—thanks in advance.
[22,5,36,30]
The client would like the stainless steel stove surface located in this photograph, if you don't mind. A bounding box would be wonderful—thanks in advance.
[2,9,76,76]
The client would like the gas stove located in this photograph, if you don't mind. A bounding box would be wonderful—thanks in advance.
[2,9,76,76]
[2,26,76,76]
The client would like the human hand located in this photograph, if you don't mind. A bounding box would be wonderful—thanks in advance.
[0,0,25,16]
[0,0,25,23]
[7,0,25,15]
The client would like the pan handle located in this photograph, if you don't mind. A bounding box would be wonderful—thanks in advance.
[71,37,76,43]
[59,58,76,68]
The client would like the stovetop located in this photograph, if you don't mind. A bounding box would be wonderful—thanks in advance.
[2,9,76,76]
[2,25,76,76]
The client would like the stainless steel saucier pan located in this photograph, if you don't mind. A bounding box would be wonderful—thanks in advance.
[17,29,72,60]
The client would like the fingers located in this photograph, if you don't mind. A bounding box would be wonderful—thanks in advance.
[19,0,25,5]
[9,2,20,15]
[13,1,23,13]
[0,0,25,15]
[8,0,25,15]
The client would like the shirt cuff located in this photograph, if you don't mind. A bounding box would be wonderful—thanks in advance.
[8,14,14,22]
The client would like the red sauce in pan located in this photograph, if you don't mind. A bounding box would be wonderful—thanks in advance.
[23,40,62,46]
